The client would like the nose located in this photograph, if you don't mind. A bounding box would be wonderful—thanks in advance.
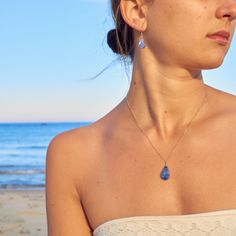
[216,0,236,22]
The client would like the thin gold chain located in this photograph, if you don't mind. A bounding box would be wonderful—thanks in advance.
[125,85,208,166]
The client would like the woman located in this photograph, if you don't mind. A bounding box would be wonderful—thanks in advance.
[46,0,236,235]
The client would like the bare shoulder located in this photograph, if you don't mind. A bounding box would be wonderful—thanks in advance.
[215,88,236,116]
[207,85,236,111]
[47,125,94,156]
[221,90,236,128]
[45,124,103,236]
[206,85,236,130]
[46,123,103,184]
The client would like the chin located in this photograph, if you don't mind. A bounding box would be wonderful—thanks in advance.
[202,46,230,69]
[201,60,224,69]
[191,54,226,70]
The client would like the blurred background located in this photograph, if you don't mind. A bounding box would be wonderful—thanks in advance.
[0,0,236,190]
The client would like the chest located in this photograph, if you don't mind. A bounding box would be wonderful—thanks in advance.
[80,127,236,231]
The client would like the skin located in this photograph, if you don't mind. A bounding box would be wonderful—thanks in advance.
[74,0,236,229]
[120,0,236,139]
[46,0,236,235]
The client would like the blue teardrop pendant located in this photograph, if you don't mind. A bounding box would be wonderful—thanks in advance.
[160,165,170,180]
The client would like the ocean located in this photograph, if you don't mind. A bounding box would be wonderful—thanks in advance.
[0,122,91,190]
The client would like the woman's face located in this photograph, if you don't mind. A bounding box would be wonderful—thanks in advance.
[145,0,236,70]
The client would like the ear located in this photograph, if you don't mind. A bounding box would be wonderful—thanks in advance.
[120,0,148,32]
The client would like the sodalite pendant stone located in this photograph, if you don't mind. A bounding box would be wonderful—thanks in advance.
[160,165,170,180]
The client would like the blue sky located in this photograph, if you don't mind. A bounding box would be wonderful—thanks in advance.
[1,0,235,123]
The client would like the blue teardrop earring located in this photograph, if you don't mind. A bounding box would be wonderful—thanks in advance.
[138,32,146,49]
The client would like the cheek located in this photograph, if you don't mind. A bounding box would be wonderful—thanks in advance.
[146,1,227,68]
[147,12,200,55]
[148,3,199,41]
[147,1,210,53]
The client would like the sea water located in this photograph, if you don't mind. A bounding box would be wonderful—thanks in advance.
[0,122,91,190]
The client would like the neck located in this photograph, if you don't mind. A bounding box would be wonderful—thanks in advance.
[125,61,209,140]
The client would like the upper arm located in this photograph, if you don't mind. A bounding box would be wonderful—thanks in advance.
[45,132,92,236]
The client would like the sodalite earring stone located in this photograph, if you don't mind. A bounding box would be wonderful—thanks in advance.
[160,165,170,180]
[138,32,146,48]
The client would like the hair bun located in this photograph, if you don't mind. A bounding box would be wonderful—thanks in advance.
[107,27,134,58]
[107,29,119,54]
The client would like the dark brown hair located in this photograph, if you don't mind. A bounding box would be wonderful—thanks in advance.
[107,0,135,61]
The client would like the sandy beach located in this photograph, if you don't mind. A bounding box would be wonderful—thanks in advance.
[0,189,47,236]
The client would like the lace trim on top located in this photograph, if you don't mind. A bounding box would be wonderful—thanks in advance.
[93,209,236,236]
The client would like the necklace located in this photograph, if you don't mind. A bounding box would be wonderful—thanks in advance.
[125,85,207,181]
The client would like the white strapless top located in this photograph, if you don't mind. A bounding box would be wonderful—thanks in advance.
[93,209,236,236]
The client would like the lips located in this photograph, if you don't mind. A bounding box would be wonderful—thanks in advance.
[207,30,230,45]
[208,30,230,39]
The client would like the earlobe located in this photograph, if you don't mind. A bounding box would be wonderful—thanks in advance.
[120,0,147,32]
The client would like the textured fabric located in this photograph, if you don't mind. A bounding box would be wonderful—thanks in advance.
[93,209,236,236]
